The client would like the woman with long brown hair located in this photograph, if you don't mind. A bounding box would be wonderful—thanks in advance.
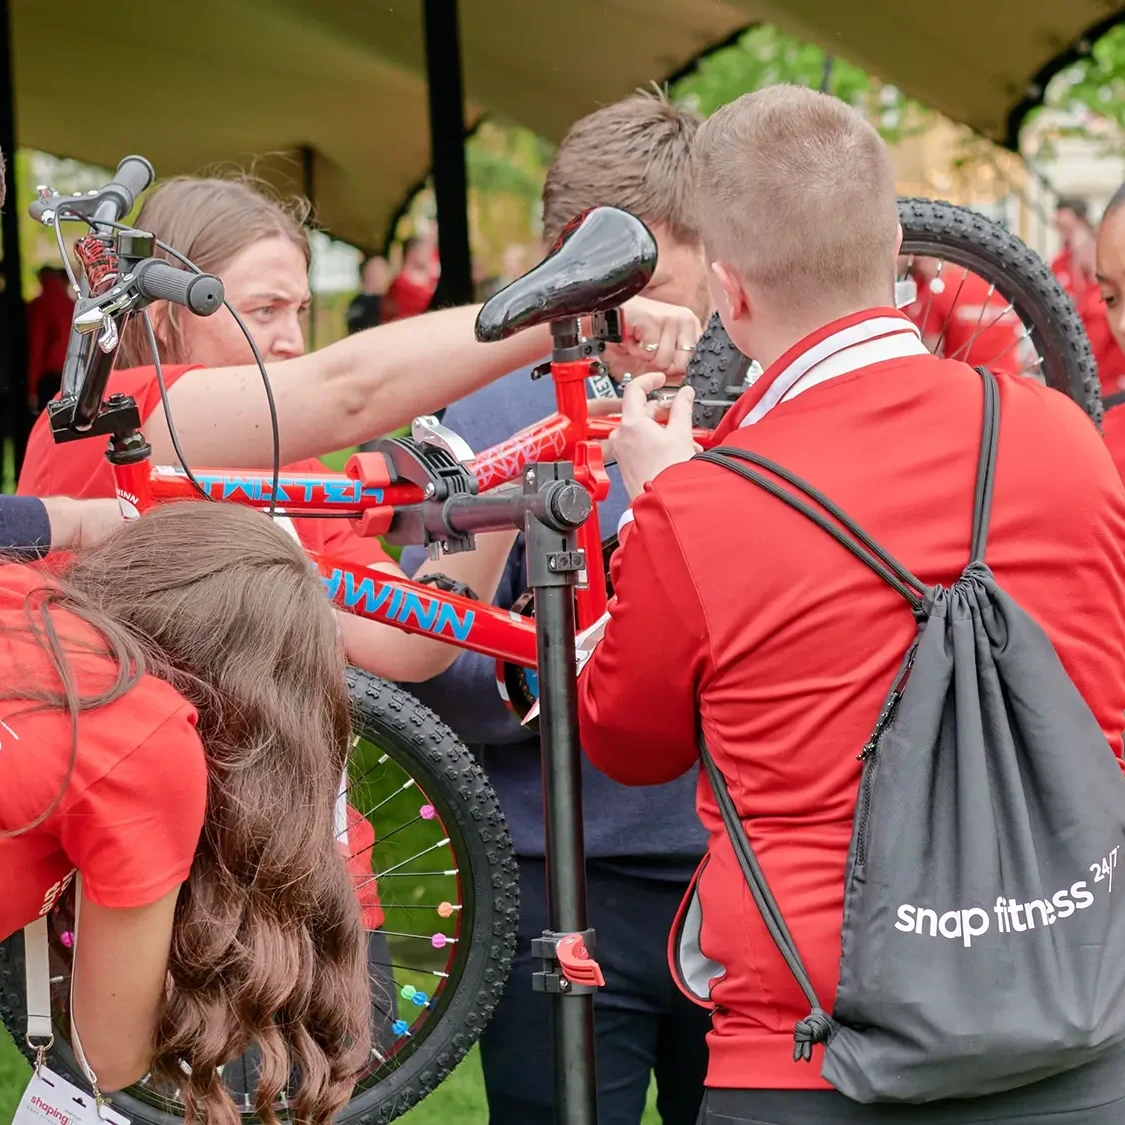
[0,502,370,1124]
[17,174,520,682]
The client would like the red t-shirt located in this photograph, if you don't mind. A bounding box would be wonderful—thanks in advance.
[340,803,383,930]
[382,271,436,323]
[17,365,393,570]
[902,268,1026,376]
[579,310,1125,1089]
[1102,407,1125,485]
[0,564,206,941]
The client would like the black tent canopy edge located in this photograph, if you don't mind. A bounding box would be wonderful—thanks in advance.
[386,7,1125,262]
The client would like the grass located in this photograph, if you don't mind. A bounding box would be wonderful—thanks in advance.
[1,1032,661,1123]
[0,1033,490,1122]
[0,1033,27,1121]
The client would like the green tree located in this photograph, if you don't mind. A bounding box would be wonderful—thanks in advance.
[1027,24,1125,155]
[671,24,930,143]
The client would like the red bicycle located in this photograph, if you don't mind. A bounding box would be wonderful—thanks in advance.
[0,158,1099,1125]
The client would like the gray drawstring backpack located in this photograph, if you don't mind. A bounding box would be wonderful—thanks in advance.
[695,367,1125,1103]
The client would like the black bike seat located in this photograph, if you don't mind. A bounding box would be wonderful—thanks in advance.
[475,206,657,342]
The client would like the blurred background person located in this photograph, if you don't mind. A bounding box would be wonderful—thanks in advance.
[900,256,1029,375]
[382,232,439,322]
[345,254,389,334]
[1092,181,1125,480]
[26,265,73,413]
[1052,197,1096,304]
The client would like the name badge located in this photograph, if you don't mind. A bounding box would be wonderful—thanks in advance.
[13,1067,129,1125]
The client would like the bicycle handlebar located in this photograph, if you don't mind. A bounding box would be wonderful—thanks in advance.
[442,480,592,536]
[132,258,224,316]
[29,155,155,225]
[385,479,592,549]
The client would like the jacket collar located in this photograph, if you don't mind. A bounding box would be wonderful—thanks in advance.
[724,307,928,430]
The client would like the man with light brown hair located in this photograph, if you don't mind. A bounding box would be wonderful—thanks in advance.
[542,86,710,323]
[580,84,1125,1124]
[401,87,712,1125]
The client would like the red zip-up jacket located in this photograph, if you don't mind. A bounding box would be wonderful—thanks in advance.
[578,308,1125,1090]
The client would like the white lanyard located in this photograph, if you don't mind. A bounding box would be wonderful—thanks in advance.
[24,877,109,1111]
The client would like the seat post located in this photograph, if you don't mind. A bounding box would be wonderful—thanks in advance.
[551,317,592,427]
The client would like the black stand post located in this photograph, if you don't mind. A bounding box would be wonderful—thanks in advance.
[524,461,599,1125]
[301,145,317,352]
[0,0,28,475]
[421,0,473,308]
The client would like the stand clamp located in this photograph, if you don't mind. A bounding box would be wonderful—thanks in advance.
[374,427,479,555]
[47,392,141,445]
[532,930,606,995]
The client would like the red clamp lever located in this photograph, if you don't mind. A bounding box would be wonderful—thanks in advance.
[556,933,605,989]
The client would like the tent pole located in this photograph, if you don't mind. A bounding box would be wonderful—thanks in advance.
[422,0,472,308]
[0,0,26,477]
[302,144,317,350]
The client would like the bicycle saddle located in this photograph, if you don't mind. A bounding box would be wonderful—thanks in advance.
[475,206,657,342]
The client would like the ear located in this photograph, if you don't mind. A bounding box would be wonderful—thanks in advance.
[145,300,177,358]
[709,260,748,323]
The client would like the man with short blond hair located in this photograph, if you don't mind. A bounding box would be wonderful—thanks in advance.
[401,88,711,1125]
[580,85,1125,1123]
[693,83,899,318]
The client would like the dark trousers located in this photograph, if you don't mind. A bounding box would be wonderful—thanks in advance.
[480,858,710,1125]
[697,1056,1125,1125]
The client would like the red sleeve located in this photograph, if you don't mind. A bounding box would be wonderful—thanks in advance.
[59,705,207,909]
[131,364,202,423]
[316,520,395,569]
[578,484,710,785]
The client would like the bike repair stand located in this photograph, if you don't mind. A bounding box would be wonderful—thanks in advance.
[523,460,604,1125]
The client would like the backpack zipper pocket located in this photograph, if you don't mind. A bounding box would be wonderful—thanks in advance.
[854,648,916,865]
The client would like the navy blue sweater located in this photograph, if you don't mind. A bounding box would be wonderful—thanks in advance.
[0,496,51,559]
[400,364,705,879]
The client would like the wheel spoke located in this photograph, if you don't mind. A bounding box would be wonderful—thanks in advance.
[933,267,969,357]
[370,838,453,880]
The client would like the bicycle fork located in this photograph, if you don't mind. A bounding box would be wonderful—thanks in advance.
[523,462,603,1125]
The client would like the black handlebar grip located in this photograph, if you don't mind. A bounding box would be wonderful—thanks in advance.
[100,155,155,220]
[132,258,224,317]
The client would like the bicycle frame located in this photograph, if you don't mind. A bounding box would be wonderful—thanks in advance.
[111,356,718,666]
